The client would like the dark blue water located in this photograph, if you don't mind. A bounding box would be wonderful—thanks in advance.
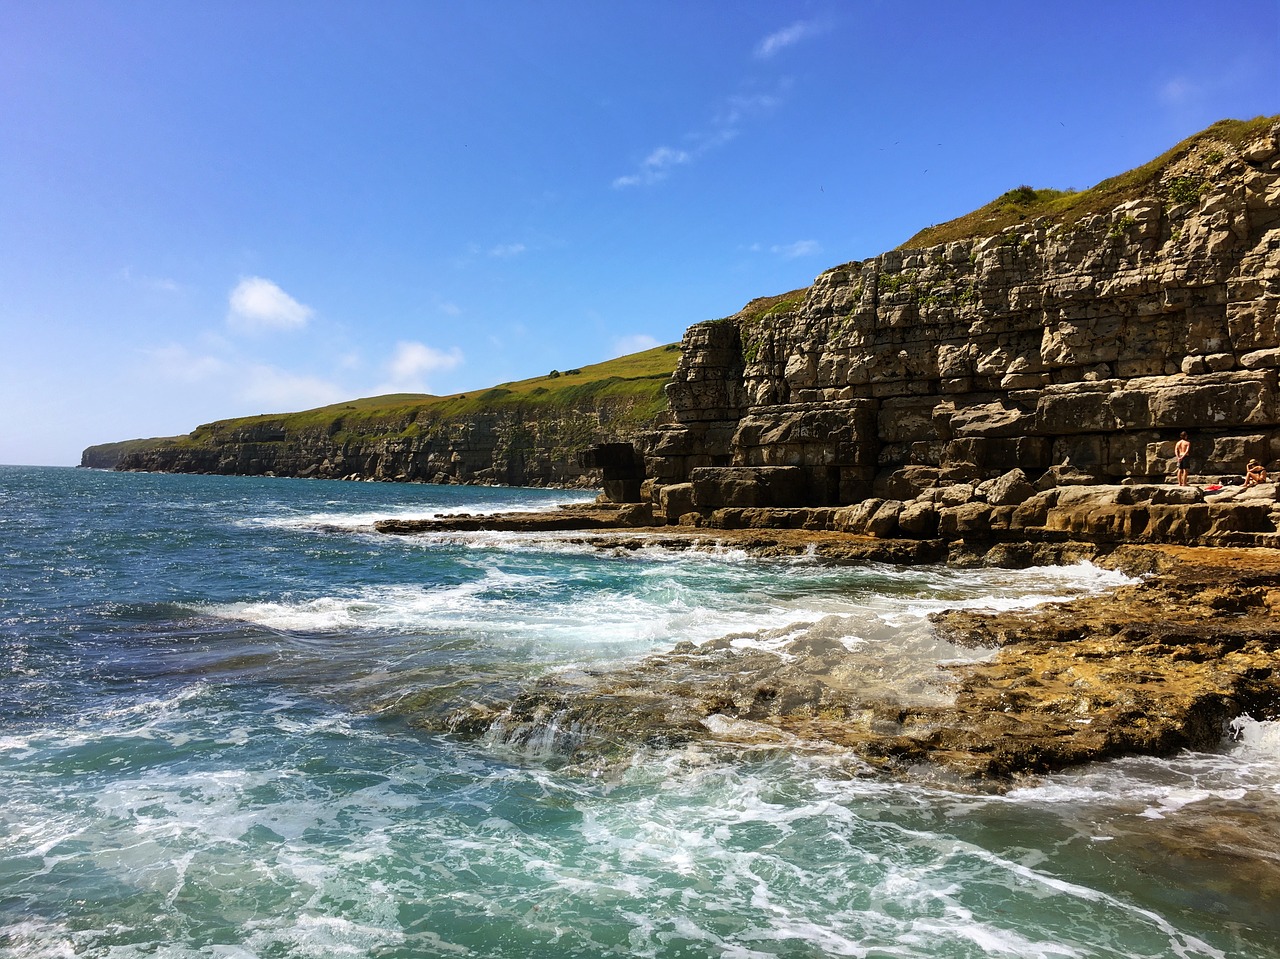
[2,466,1277,958]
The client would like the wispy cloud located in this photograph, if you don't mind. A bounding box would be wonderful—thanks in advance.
[613,146,693,188]
[144,343,227,382]
[613,333,661,356]
[377,340,464,393]
[488,242,527,258]
[227,277,313,333]
[121,267,182,294]
[771,240,822,259]
[755,20,824,59]
[240,364,348,410]
[141,343,344,413]
[612,92,782,189]
[1157,57,1261,111]
[1159,77,1197,105]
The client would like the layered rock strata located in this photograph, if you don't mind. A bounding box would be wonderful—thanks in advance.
[104,406,638,488]
[637,121,1280,527]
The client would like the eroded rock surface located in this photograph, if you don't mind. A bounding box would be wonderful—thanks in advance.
[390,534,1280,787]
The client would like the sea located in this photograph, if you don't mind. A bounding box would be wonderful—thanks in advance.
[2,464,1278,959]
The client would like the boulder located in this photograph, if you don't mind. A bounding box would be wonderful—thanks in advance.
[983,468,1037,506]
[897,501,940,538]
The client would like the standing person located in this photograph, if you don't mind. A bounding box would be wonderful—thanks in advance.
[1174,431,1191,486]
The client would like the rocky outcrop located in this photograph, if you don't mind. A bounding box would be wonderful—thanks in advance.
[637,120,1280,529]
[403,541,1280,784]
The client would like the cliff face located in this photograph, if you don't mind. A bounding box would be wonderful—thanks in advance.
[83,345,678,486]
[641,119,1280,516]
[102,404,650,487]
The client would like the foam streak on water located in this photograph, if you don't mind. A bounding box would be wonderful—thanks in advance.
[2,467,1277,958]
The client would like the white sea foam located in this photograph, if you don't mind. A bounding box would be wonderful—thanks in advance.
[242,492,596,535]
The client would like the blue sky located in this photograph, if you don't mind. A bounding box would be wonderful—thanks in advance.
[2,1,1277,466]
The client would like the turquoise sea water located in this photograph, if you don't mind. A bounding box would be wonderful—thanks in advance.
[2,465,1278,959]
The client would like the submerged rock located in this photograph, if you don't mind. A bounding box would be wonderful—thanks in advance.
[404,532,1280,788]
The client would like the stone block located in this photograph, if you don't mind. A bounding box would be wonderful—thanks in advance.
[839,467,876,504]
[984,468,1037,506]
[1144,371,1276,429]
[938,483,976,507]
[690,466,808,509]
[834,498,884,535]
[602,478,644,503]
[658,483,696,524]
[937,502,993,537]
[897,501,939,537]
[1010,490,1058,529]
[947,399,1037,438]
[872,465,940,500]
[1036,382,1146,434]
[1240,348,1280,370]
[1052,434,1106,470]
[867,500,903,537]
[879,396,942,444]
[1204,434,1271,473]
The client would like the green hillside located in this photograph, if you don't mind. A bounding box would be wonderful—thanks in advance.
[175,342,682,447]
[897,116,1275,249]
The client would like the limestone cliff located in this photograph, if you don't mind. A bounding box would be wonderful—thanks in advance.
[640,117,1280,529]
[84,345,679,486]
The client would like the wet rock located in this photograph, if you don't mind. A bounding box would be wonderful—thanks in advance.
[423,539,1280,788]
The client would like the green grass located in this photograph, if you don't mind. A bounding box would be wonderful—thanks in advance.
[897,115,1276,249]
[176,343,682,446]
[732,289,811,327]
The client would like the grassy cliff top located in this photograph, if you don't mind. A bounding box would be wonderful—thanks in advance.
[179,342,682,443]
[897,115,1277,250]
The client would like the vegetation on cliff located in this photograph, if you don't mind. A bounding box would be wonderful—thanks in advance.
[718,115,1278,327]
[85,344,682,482]
[182,342,679,448]
[897,115,1276,249]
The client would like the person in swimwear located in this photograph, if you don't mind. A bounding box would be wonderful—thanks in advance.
[1174,431,1191,486]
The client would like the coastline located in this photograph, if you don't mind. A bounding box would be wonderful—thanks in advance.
[378,503,1280,788]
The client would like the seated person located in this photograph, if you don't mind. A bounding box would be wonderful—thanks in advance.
[1244,459,1269,487]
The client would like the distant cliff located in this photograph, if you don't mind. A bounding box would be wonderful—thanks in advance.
[639,116,1280,526]
[83,346,679,486]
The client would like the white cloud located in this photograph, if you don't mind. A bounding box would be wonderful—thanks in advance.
[718,93,783,129]
[613,146,693,188]
[488,242,526,258]
[239,364,348,411]
[1160,77,1195,105]
[613,334,661,356]
[227,277,313,333]
[144,343,227,382]
[771,240,822,259]
[121,267,181,293]
[612,85,785,189]
[755,20,823,59]
[373,340,465,394]
[141,342,346,414]
[389,341,463,379]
